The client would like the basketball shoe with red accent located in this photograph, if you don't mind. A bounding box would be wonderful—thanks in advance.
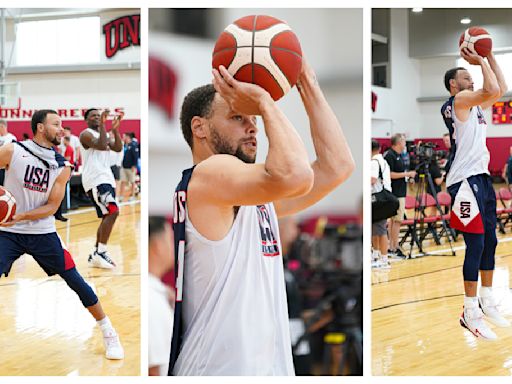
[459,304,497,340]
[88,251,116,269]
[479,295,511,328]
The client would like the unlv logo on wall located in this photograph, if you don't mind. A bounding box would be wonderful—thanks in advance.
[103,14,140,58]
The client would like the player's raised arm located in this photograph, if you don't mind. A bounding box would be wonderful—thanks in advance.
[190,66,314,208]
[454,49,500,114]
[109,112,124,152]
[274,59,355,217]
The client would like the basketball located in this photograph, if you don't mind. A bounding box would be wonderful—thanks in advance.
[459,27,492,58]
[212,15,302,101]
[0,186,16,224]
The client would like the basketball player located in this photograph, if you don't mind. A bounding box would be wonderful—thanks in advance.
[169,60,355,375]
[0,109,123,359]
[442,48,509,340]
[80,108,123,269]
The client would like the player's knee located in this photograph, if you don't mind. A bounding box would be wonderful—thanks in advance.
[60,268,98,307]
[105,203,119,219]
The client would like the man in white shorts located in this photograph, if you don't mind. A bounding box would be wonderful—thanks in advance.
[80,108,123,268]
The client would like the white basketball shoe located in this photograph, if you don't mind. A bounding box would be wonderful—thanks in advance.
[479,288,511,328]
[88,251,116,269]
[459,299,497,340]
[102,328,124,360]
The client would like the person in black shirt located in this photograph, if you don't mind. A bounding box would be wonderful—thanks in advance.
[120,132,140,201]
[384,133,416,258]
[502,146,512,190]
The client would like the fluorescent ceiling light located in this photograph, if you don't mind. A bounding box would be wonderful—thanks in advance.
[460,17,471,24]
[412,8,423,13]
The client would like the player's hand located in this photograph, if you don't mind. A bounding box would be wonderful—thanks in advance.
[460,48,483,66]
[212,65,272,115]
[296,56,317,91]
[100,109,110,126]
[111,111,124,131]
[407,171,417,178]
[0,215,22,227]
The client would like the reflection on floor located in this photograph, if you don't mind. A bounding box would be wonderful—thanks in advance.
[372,232,512,376]
[0,202,140,376]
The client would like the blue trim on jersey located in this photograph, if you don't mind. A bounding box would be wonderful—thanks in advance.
[168,166,195,376]
[441,96,456,173]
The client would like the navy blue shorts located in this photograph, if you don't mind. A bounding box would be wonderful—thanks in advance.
[0,231,75,278]
[87,183,119,218]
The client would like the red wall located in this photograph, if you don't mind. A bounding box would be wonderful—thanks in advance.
[5,119,141,142]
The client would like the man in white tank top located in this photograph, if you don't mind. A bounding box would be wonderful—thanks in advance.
[0,109,124,360]
[442,48,508,340]
[80,108,124,269]
[169,60,355,375]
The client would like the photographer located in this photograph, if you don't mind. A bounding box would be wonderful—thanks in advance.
[384,134,416,259]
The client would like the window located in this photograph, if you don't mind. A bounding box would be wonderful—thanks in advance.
[456,52,512,90]
[15,17,100,66]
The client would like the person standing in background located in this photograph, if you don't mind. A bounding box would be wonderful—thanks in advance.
[0,119,17,186]
[384,134,416,259]
[148,216,174,376]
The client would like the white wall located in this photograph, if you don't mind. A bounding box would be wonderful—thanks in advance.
[149,9,363,216]
[5,70,140,120]
[371,8,422,140]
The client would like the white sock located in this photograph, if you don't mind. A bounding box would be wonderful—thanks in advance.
[381,254,388,263]
[480,286,493,298]
[464,296,478,309]
[97,243,107,254]
[97,316,115,335]
[372,250,380,261]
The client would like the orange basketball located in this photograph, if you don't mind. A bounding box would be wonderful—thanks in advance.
[459,27,492,58]
[212,15,302,101]
[0,186,16,224]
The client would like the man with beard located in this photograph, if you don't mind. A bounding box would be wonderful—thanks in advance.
[442,48,509,340]
[0,110,123,359]
[169,60,355,375]
[80,108,123,268]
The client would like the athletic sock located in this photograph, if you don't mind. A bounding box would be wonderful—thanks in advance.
[381,253,389,263]
[480,286,493,298]
[97,243,107,254]
[97,316,114,335]
[464,295,478,309]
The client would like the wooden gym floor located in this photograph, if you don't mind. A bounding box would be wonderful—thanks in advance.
[372,228,512,376]
[0,201,140,376]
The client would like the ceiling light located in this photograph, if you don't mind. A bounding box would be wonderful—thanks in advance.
[460,17,471,25]
[412,8,423,13]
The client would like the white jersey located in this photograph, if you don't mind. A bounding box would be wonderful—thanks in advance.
[445,99,490,187]
[80,128,115,192]
[174,203,295,376]
[0,133,16,147]
[1,141,70,234]
[371,153,391,194]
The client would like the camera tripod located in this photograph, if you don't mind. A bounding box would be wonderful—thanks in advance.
[405,161,456,258]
